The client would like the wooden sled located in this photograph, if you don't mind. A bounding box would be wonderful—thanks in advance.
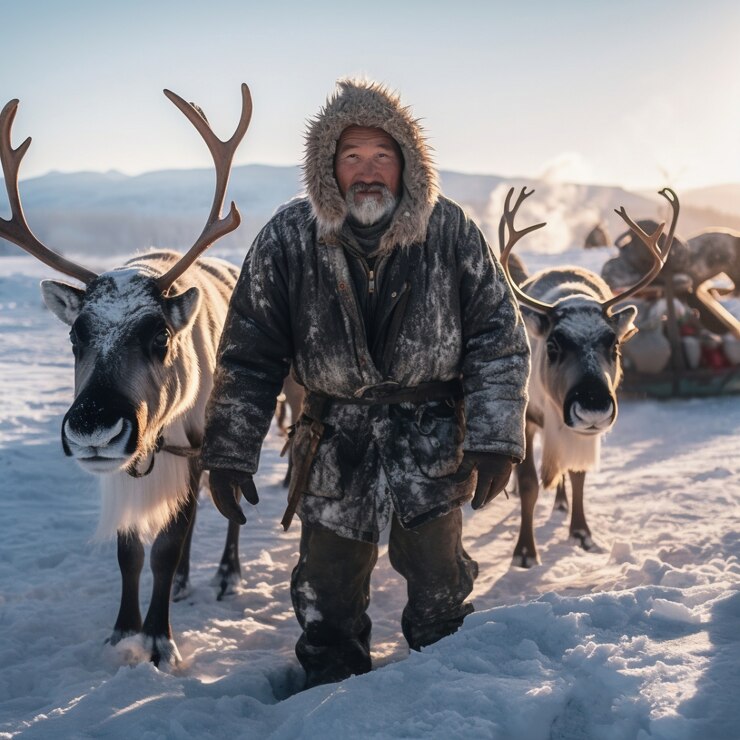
[620,272,740,399]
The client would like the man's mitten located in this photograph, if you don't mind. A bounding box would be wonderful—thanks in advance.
[208,468,259,525]
[455,452,514,510]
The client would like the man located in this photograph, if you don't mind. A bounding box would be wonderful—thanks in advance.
[202,79,530,688]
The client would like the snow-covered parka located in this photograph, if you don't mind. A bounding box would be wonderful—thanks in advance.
[202,79,530,542]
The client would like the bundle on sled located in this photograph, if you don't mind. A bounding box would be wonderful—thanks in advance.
[603,221,740,398]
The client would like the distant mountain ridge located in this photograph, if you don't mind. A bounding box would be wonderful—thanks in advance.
[2,164,738,260]
[682,183,740,220]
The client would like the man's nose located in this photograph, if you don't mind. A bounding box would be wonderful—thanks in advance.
[358,159,380,178]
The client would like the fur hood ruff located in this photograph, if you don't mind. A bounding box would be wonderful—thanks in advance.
[303,78,440,255]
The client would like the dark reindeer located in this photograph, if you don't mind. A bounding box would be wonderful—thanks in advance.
[686,228,740,292]
[0,85,252,665]
[499,187,679,567]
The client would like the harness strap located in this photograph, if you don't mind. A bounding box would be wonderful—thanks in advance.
[159,441,202,458]
[280,394,331,531]
[125,432,201,478]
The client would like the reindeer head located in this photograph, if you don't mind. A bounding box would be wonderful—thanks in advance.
[0,86,252,476]
[500,186,679,434]
[41,267,203,472]
[522,287,637,432]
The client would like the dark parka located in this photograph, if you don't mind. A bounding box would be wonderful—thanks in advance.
[202,79,530,542]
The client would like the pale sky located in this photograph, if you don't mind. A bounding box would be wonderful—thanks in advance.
[3,0,739,191]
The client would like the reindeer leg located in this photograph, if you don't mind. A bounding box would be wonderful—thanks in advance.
[213,520,242,601]
[172,512,194,602]
[142,490,197,667]
[276,390,288,435]
[283,448,293,488]
[512,424,540,568]
[172,461,200,602]
[568,470,594,550]
[108,530,145,644]
[553,474,569,513]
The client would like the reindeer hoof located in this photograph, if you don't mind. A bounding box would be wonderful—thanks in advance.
[511,547,540,569]
[106,628,138,646]
[107,632,160,667]
[212,565,241,601]
[570,530,599,551]
[145,635,183,668]
[553,500,569,514]
[172,574,192,602]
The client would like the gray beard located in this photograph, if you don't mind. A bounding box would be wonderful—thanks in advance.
[346,184,399,226]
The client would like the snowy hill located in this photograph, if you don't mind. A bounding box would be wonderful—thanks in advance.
[1,250,739,738]
[3,165,739,262]
[0,164,303,260]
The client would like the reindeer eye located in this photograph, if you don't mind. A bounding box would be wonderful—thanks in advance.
[69,320,89,347]
[546,338,561,362]
[599,334,620,359]
[153,329,170,349]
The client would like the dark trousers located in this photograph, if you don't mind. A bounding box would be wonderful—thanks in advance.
[290,509,478,686]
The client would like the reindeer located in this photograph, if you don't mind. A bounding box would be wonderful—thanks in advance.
[584,221,610,249]
[686,228,740,292]
[0,85,252,665]
[499,187,679,568]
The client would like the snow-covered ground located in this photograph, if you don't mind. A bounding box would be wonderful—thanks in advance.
[1,250,739,739]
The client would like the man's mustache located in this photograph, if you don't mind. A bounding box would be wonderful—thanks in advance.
[349,182,389,194]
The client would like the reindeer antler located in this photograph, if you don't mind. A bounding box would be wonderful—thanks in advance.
[498,186,551,314]
[602,187,680,314]
[0,99,97,284]
[155,83,252,293]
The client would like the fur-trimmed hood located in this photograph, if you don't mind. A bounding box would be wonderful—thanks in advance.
[303,78,440,254]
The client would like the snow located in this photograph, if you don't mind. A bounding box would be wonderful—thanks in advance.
[1,249,739,739]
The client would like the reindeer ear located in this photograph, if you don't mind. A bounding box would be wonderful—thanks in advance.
[610,304,639,342]
[40,279,85,326]
[165,286,201,333]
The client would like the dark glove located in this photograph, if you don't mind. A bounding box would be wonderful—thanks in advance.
[208,468,259,525]
[455,452,514,510]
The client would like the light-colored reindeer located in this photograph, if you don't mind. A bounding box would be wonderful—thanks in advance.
[499,187,679,567]
[0,85,251,665]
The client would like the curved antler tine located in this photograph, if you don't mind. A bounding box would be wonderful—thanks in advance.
[156,83,252,293]
[498,213,507,257]
[231,83,253,148]
[603,187,681,314]
[512,185,535,212]
[614,206,665,257]
[0,99,97,285]
[658,186,679,259]
[499,186,551,315]
[162,84,253,162]
[1,100,29,211]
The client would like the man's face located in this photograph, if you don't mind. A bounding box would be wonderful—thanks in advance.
[335,126,402,225]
